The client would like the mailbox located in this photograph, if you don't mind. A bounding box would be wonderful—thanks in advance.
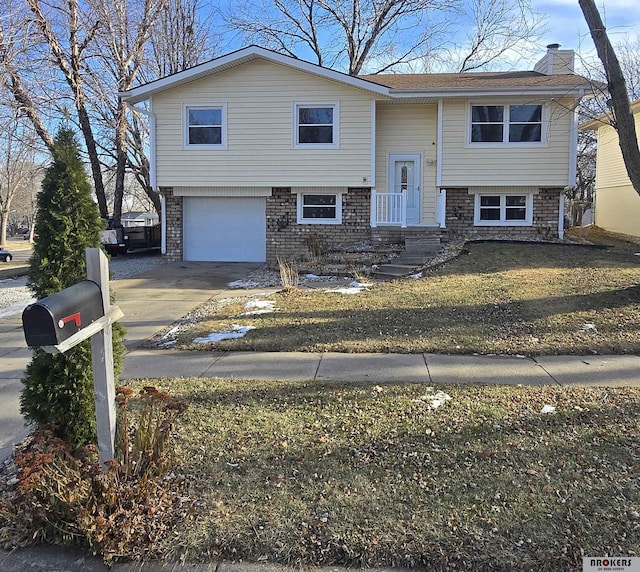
[22,280,105,348]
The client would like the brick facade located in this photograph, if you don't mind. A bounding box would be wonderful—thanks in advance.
[161,186,563,263]
[444,187,562,242]
[266,187,372,263]
[161,187,183,262]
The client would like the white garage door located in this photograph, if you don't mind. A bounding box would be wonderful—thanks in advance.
[183,197,266,262]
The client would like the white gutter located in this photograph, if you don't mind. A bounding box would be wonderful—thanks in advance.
[388,86,591,99]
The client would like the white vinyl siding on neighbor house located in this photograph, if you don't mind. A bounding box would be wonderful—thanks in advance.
[374,104,438,224]
[153,58,375,188]
[441,98,573,187]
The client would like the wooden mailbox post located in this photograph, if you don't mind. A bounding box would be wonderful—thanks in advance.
[22,248,123,465]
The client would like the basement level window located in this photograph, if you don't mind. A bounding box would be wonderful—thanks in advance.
[474,193,533,226]
[297,193,342,224]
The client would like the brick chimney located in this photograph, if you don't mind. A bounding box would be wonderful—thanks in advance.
[534,43,575,75]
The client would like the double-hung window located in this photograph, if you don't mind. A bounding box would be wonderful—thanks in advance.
[294,103,338,148]
[185,104,226,148]
[474,193,532,226]
[471,104,543,144]
[297,192,342,224]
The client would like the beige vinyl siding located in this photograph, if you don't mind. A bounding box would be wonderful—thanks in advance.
[440,98,574,187]
[153,59,374,188]
[594,111,640,190]
[593,108,640,237]
[375,104,438,223]
[594,184,640,237]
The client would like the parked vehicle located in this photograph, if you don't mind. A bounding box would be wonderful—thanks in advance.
[0,248,13,262]
[101,217,161,255]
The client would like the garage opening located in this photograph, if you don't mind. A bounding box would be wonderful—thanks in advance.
[183,197,266,262]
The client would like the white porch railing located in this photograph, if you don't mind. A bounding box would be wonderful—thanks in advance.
[436,188,446,228]
[371,190,406,228]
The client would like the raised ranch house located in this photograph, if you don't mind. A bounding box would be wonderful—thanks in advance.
[120,44,593,265]
[582,99,640,238]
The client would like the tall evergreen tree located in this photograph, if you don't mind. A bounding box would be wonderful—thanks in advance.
[21,127,125,447]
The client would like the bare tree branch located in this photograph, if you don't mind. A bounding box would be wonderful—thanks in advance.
[579,0,640,197]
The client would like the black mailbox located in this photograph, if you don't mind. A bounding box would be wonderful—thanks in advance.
[22,280,104,347]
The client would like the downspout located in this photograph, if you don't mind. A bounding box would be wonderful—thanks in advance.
[437,99,445,227]
[436,99,443,188]
[370,100,377,227]
[125,100,162,253]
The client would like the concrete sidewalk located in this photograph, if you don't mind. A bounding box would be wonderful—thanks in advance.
[123,348,640,386]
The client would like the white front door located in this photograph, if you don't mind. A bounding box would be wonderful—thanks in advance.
[389,154,421,225]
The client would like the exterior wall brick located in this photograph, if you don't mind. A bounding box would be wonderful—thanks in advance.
[161,187,183,262]
[266,187,372,264]
[444,187,562,242]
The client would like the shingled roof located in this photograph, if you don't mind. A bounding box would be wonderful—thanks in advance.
[358,71,593,91]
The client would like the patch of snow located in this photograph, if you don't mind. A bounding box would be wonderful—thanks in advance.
[193,324,256,343]
[540,405,556,414]
[324,281,372,295]
[413,388,452,409]
[227,279,261,289]
[237,299,277,316]
[305,273,320,280]
[245,300,275,310]
[349,280,373,288]
[429,391,452,409]
[161,325,182,339]
[324,287,365,295]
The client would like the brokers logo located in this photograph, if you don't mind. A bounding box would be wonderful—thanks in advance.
[583,557,640,572]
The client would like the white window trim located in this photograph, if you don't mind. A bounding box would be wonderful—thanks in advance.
[297,191,343,224]
[183,103,227,149]
[293,102,339,149]
[467,103,547,147]
[474,192,533,226]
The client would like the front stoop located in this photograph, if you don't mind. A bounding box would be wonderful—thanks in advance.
[372,231,441,279]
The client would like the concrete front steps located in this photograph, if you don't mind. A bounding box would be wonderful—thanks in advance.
[372,234,441,279]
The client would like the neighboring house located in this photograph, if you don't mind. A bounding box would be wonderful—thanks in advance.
[582,99,640,238]
[120,44,592,264]
[120,211,160,228]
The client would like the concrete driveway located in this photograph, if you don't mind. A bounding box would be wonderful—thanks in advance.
[0,260,265,459]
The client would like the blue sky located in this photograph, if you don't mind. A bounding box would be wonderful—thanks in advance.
[531,0,639,54]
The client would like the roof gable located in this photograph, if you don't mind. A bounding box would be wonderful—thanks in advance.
[121,45,594,104]
[121,45,390,103]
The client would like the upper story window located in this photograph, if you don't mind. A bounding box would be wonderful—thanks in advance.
[185,104,226,148]
[471,104,543,144]
[294,103,339,148]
